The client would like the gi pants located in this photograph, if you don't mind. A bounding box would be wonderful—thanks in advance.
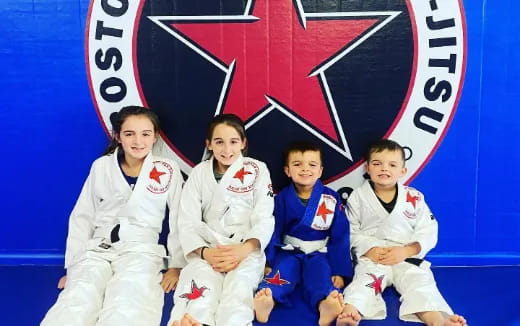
[343,257,453,322]
[41,242,164,326]
[168,250,264,326]
[258,250,335,311]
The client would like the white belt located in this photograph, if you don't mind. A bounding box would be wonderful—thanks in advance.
[93,223,159,244]
[197,223,244,246]
[282,235,329,254]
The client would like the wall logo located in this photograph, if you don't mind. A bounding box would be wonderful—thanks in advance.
[86,0,466,195]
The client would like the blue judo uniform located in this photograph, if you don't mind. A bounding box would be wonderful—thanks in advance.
[258,180,351,310]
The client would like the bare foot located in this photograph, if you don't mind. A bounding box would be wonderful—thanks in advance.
[444,314,467,326]
[254,288,275,323]
[336,303,361,326]
[318,290,344,326]
[171,313,202,326]
[418,311,468,326]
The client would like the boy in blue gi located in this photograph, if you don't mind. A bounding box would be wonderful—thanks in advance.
[254,141,351,326]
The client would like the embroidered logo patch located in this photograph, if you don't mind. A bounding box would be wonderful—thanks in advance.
[179,280,208,301]
[227,161,259,193]
[365,273,384,295]
[311,194,336,230]
[264,270,290,286]
[146,161,173,194]
[403,187,421,219]
[267,183,274,197]
[86,0,466,193]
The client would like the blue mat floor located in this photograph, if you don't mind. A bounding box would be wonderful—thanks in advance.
[1,265,518,326]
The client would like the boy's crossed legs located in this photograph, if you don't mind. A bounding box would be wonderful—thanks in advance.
[254,252,345,325]
[338,259,467,326]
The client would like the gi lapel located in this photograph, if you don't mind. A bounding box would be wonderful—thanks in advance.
[201,155,245,239]
[362,180,389,218]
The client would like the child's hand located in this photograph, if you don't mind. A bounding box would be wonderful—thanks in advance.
[363,247,388,263]
[161,268,181,293]
[203,246,239,273]
[57,275,67,289]
[331,275,345,289]
[378,246,409,265]
[214,240,259,272]
[264,266,272,275]
[216,242,253,262]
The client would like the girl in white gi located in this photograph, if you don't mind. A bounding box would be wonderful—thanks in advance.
[41,106,185,326]
[336,139,467,326]
[166,113,275,326]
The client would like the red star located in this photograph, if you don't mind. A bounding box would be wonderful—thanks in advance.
[365,273,384,295]
[264,270,290,286]
[316,201,333,223]
[406,191,420,208]
[167,0,380,142]
[149,166,166,184]
[179,280,208,301]
[233,167,252,183]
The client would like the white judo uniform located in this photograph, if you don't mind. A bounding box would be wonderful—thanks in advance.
[342,180,453,323]
[41,149,185,326]
[168,155,274,326]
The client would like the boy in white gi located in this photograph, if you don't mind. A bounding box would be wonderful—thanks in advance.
[41,106,185,326]
[166,114,275,326]
[254,141,351,326]
[337,139,467,326]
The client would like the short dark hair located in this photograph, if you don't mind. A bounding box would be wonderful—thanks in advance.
[366,139,405,162]
[284,141,323,166]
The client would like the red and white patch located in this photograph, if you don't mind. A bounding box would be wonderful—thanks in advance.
[227,161,259,193]
[403,187,421,219]
[264,270,290,286]
[365,273,384,295]
[179,280,208,301]
[146,161,173,194]
[267,183,274,197]
[311,194,336,230]
[86,0,466,192]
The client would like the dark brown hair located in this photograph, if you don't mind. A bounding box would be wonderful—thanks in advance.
[102,105,160,156]
[205,113,248,157]
[366,139,405,162]
[284,141,323,166]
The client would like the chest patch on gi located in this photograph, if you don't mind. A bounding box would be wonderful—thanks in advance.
[179,280,208,301]
[227,161,259,193]
[311,194,336,230]
[146,161,173,194]
[403,189,420,219]
[263,270,290,286]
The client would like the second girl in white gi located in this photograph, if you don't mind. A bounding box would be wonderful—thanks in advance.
[167,113,275,326]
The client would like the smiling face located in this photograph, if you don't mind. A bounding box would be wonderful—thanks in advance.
[117,114,157,163]
[284,150,323,192]
[206,123,247,173]
[366,149,407,190]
